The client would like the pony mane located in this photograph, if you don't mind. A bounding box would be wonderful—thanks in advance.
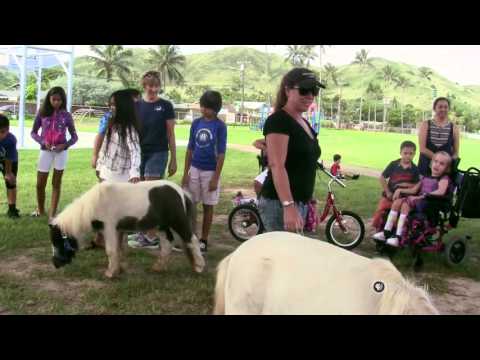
[51,183,102,242]
[371,258,439,315]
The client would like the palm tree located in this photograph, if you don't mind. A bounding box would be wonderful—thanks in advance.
[394,75,412,132]
[147,45,186,90]
[381,65,399,129]
[352,49,375,123]
[323,63,340,126]
[285,45,304,66]
[366,82,383,130]
[89,45,133,85]
[317,45,331,118]
[302,45,317,68]
[285,45,317,67]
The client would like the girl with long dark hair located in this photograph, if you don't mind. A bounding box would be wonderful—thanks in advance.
[96,89,141,183]
[31,86,78,219]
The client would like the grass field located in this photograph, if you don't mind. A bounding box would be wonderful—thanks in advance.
[0,147,479,314]
[10,117,479,171]
[175,124,479,171]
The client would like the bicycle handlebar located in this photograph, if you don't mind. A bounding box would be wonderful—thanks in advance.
[317,160,347,188]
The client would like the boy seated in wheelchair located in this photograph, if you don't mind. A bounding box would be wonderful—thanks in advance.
[373,151,453,247]
[372,141,421,230]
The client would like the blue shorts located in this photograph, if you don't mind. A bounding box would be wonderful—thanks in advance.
[258,197,308,232]
[140,151,168,179]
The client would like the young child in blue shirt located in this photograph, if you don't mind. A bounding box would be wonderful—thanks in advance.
[182,91,227,253]
[0,114,20,218]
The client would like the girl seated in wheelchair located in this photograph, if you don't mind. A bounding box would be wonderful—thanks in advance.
[373,151,453,247]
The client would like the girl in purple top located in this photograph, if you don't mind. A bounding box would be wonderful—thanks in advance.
[31,87,78,219]
[373,151,452,247]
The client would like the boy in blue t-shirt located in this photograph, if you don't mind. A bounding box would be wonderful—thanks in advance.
[0,114,20,218]
[182,91,227,253]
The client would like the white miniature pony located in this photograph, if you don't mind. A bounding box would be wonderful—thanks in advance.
[50,180,205,278]
[214,232,439,315]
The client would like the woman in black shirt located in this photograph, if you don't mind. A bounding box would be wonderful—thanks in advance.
[258,68,324,232]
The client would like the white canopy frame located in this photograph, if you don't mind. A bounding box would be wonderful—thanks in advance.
[0,45,75,148]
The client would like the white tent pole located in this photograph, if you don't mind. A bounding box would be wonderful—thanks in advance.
[18,45,27,148]
[36,56,42,112]
[67,46,74,112]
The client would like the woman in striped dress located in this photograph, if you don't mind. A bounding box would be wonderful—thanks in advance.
[418,97,460,176]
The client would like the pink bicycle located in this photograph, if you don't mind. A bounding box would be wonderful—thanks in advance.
[228,160,365,251]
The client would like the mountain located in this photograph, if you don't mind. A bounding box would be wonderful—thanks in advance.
[1,46,480,113]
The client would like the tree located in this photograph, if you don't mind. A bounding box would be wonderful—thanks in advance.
[301,45,318,68]
[285,45,317,67]
[165,89,183,104]
[419,67,433,81]
[394,75,412,132]
[323,63,343,128]
[89,45,133,86]
[147,45,186,90]
[352,49,375,122]
[72,77,119,106]
[366,82,383,129]
[381,65,399,129]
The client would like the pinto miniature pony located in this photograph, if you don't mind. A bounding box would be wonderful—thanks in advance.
[214,232,438,315]
[49,180,205,278]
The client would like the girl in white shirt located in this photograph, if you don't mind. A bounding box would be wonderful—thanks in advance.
[96,89,141,183]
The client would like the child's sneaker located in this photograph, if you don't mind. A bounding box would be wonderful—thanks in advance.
[386,236,400,247]
[128,233,160,249]
[199,239,208,253]
[373,231,386,241]
[7,207,20,219]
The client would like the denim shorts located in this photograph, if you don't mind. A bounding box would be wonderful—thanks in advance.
[140,151,168,179]
[258,197,308,232]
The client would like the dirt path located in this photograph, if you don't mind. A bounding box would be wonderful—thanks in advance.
[228,143,381,178]
[429,277,480,315]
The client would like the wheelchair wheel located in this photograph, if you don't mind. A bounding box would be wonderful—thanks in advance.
[444,236,469,266]
[228,204,264,242]
[326,210,365,250]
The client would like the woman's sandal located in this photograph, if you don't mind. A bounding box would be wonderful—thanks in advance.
[31,210,44,217]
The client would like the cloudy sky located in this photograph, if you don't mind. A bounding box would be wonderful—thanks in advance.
[5,45,480,86]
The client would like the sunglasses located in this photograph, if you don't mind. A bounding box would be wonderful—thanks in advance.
[293,86,320,97]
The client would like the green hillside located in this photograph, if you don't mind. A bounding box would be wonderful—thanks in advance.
[2,46,480,117]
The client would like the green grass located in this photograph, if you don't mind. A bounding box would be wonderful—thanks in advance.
[11,114,479,172]
[175,125,480,171]
[0,147,479,314]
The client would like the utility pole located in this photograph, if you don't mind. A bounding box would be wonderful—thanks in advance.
[237,61,250,123]
[240,62,245,123]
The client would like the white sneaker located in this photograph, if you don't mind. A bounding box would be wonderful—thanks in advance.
[386,236,400,247]
[373,231,386,241]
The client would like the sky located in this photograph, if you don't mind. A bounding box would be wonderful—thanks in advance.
[4,45,480,86]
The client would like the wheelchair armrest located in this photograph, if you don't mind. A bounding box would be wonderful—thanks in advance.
[425,194,450,202]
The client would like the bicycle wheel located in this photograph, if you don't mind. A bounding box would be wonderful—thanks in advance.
[228,204,264,242]
[325,210,365,250]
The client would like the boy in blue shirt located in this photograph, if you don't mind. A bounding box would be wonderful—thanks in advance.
[0,114,20,218]
[182,91,227,253]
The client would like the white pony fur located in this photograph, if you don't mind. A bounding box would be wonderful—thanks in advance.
[51,182,102,246]
[214,232,439,315]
